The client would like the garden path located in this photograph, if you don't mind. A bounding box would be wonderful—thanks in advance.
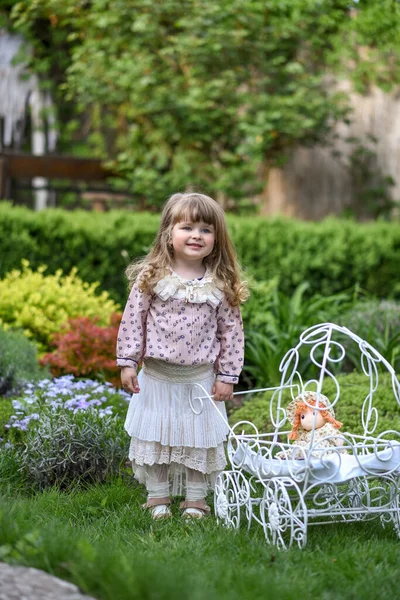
[0,562,97,600]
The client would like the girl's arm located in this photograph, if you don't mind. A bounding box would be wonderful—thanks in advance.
[214,296,245,385]
[116,282,152,370]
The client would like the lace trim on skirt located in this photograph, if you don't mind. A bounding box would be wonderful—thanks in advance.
[129,438,227,474]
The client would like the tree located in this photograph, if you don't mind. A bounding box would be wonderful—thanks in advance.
[7,0,400,207]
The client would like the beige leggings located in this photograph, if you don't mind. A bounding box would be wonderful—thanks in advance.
[145,464,207,501]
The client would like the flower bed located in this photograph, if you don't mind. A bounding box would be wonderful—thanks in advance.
[1,375,131,489]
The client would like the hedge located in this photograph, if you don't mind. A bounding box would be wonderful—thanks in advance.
[230,372,400,437]
[0,327,44,397]
[1,202,400,305]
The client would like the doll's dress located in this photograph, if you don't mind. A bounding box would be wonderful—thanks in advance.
[277,423,347,460]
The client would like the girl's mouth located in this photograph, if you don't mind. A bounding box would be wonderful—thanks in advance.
[187,244,202,248]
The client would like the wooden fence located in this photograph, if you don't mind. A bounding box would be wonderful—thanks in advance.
[0,151,134,210]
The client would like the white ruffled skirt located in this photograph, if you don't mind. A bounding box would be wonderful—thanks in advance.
[124,359,229,495]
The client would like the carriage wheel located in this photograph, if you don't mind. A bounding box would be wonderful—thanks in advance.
[214,470,250,529]
[388,478,400,538]
[260,477,308,550]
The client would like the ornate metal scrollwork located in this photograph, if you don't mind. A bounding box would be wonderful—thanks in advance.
[214,323,400,548]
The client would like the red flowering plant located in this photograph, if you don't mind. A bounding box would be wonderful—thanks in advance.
[41,313,122,387]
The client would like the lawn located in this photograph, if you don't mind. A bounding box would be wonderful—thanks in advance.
[1,477,399,600]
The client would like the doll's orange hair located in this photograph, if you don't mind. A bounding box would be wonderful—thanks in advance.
[289,399,343,441]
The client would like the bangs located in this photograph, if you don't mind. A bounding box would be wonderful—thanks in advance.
[171,194,219,226]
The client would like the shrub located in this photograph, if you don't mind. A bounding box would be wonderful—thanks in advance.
[340,300,400,372]
[241,281,356,387]
[230,372,400,437]
[0,398,14,441]
[0,327,45,397]
[1,376,131,488]
[1,203,400,304]
[41,314,122,387]
[342,299,400,337]
[0,261,120,354]
[0,203,157,305]
[18,408,127,489]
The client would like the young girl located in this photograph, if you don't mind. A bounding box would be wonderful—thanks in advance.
[116,192,248,519]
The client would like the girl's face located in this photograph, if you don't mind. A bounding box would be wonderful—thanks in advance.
[170,220,215,264]
[300,407,325,431]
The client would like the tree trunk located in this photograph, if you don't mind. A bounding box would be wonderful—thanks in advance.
[258,164,295,217]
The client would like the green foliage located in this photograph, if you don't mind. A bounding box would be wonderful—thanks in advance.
[17,408,127,490]
[1,376,130,488]
[0,203,155,305]
[7,0,353,203]
[0,399,14,437]
[343,299,400,338]
[347,139,397,219]
[2,204,400,306]
[0,259,120,353]
[0,327,44,397]
[231,372,400,437]
[6,1,400,205]
[0,485,400,600]
[329,1,400,93]
[241,280,355,386]
[341,299,400,372]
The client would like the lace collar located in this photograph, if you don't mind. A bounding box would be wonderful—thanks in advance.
[153,267,224,307]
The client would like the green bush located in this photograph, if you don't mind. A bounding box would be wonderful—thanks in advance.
[0,398,14,439]
[0,327,44,396]
[18,408,127,490]
[342,299,400,337]
[0,203,158,305]
[340,300,400,373]
[1,376,130,488]
[241,280,355,387]
[1,203,400,304]
[230,372,400,437]
[0,261,120,353]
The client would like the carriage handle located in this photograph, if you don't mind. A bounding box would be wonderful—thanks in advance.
[190,382,300,439]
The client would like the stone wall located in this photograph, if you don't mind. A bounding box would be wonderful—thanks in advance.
[261,81,400,220]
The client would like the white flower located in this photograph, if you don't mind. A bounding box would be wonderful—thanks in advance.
[216,491,229,519]
[268,502,280,531]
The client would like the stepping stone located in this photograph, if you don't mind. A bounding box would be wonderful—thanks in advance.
[0,562,97,600]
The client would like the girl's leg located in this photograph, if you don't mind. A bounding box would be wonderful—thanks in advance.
[143,464,171,518]
[181,468,210,517]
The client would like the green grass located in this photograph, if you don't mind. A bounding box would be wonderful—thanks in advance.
[1,479,400,600]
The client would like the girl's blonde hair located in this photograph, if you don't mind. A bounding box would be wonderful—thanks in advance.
[126,192,249,306]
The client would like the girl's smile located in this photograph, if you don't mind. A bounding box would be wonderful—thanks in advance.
[171,221,215,265]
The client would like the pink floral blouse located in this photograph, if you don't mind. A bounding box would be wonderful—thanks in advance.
[116,269,244,384]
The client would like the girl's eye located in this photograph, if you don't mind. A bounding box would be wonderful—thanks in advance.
[182,226,191,230]
[202,228,211,233]
[301,414,305,420]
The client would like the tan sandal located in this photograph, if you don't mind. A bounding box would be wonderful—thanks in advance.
[180,500,211,519]
[149,504,172,520]
[143,498,172,520]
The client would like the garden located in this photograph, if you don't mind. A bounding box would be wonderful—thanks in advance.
[1,205,400,599]
[2,1,400,599]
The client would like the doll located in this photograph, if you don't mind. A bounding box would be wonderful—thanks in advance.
[277,391,345,460]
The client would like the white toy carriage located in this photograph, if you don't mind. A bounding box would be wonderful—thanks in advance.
[204,323,400,549]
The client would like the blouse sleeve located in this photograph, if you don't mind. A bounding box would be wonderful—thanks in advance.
[214,296,245,385]
[116,282,152,369]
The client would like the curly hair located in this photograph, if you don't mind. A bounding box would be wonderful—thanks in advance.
[125,191,249,306]
[289,398,343,441]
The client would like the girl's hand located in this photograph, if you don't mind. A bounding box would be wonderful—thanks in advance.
[212,381,234,402]
[121,367,140,394]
